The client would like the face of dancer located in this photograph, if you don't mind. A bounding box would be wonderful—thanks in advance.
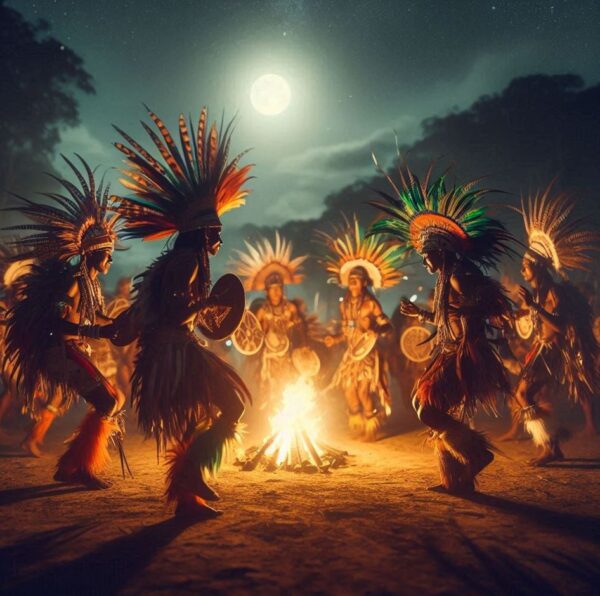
[521,257,536,284]
[207,227,223,256]
[348,275,366,298]
[267,283,283,306]
[422,250,443,274]
[89,249,113,275]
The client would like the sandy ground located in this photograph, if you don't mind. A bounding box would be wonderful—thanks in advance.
[1,408,600,596]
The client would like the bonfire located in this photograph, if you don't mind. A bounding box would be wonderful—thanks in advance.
[236,377,348,473]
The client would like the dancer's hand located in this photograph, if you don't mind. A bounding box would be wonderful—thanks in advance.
[518,286,534,307]
[324,335,335,348]
[400,299,420,318]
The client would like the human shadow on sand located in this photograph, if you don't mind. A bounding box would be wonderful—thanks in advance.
[0,483,89,506]
[461,492,600,545]
[4,516,208,595]
[0,523,95,586]
[0,443,30,458]
[421,526,600,595]
[543,457,600,470]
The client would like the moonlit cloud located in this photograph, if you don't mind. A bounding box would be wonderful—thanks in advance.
[52,125,113,176]
[268,116,419,221]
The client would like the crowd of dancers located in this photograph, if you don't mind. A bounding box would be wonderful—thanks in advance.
[0,106,598,517]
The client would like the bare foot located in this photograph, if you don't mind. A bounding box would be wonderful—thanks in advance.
[20,438,43,458]
[497,430,521,442]
[190,475,220,502]
[528,447,564,467]
[496,421,523,442]
[427,482,476,495]
[175,495,222,519]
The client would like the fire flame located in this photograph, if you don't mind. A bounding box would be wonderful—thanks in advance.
[265,377,323,466]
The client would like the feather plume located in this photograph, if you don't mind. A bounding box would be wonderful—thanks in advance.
[113,107,253,240]
[231,232,307,291]
[316,214,403,289]
[367,160,515,271]
[2,155,120,263]
[520,180,600,275]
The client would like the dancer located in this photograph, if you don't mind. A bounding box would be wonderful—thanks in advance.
[112,106,253,517]
[231,233,308,402]
[514,183,599,464]
[0,242,34,433]
[319,216,400,440]
[369,163,514,492]
[3,155,123,488]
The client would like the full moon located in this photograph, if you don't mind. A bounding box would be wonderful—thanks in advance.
[250,74,291,116]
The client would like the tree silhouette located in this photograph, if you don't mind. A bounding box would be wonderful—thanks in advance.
[235,73,600,310]
[0,0,94,206]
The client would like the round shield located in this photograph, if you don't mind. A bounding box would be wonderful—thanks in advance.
[264,330,290,356]
[232,309,264,355]
[292,347,321,378]
[350,329,377,361]
[400,325,433,363]
[196,274,245,341]
[515,312,533,340]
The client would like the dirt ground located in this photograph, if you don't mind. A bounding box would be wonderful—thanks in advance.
[1,407,600,596]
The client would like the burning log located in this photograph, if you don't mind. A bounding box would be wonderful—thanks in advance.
[241,433,276,471]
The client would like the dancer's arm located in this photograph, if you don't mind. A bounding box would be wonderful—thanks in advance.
[518,286,563,332]
[400,298,433,323]
[371,299,392,334]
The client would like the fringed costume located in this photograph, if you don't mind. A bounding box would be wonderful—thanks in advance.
[2,155,123,487]
[105,284,137,401]
[369,162,514,492]
[514,183,600,464]
[318,216,401,440]
[232,232,311,402]
[113,106,253,517]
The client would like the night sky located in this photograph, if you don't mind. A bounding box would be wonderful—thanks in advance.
[8,0,600,283]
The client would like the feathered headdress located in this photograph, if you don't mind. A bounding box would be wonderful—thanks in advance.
[367,160,513,270]
[2,155,121,323]
[232,232,307,291]
[113,106,253,240]
[519,181,600,277]
[3,155,119,262]
[316,215,402,289]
